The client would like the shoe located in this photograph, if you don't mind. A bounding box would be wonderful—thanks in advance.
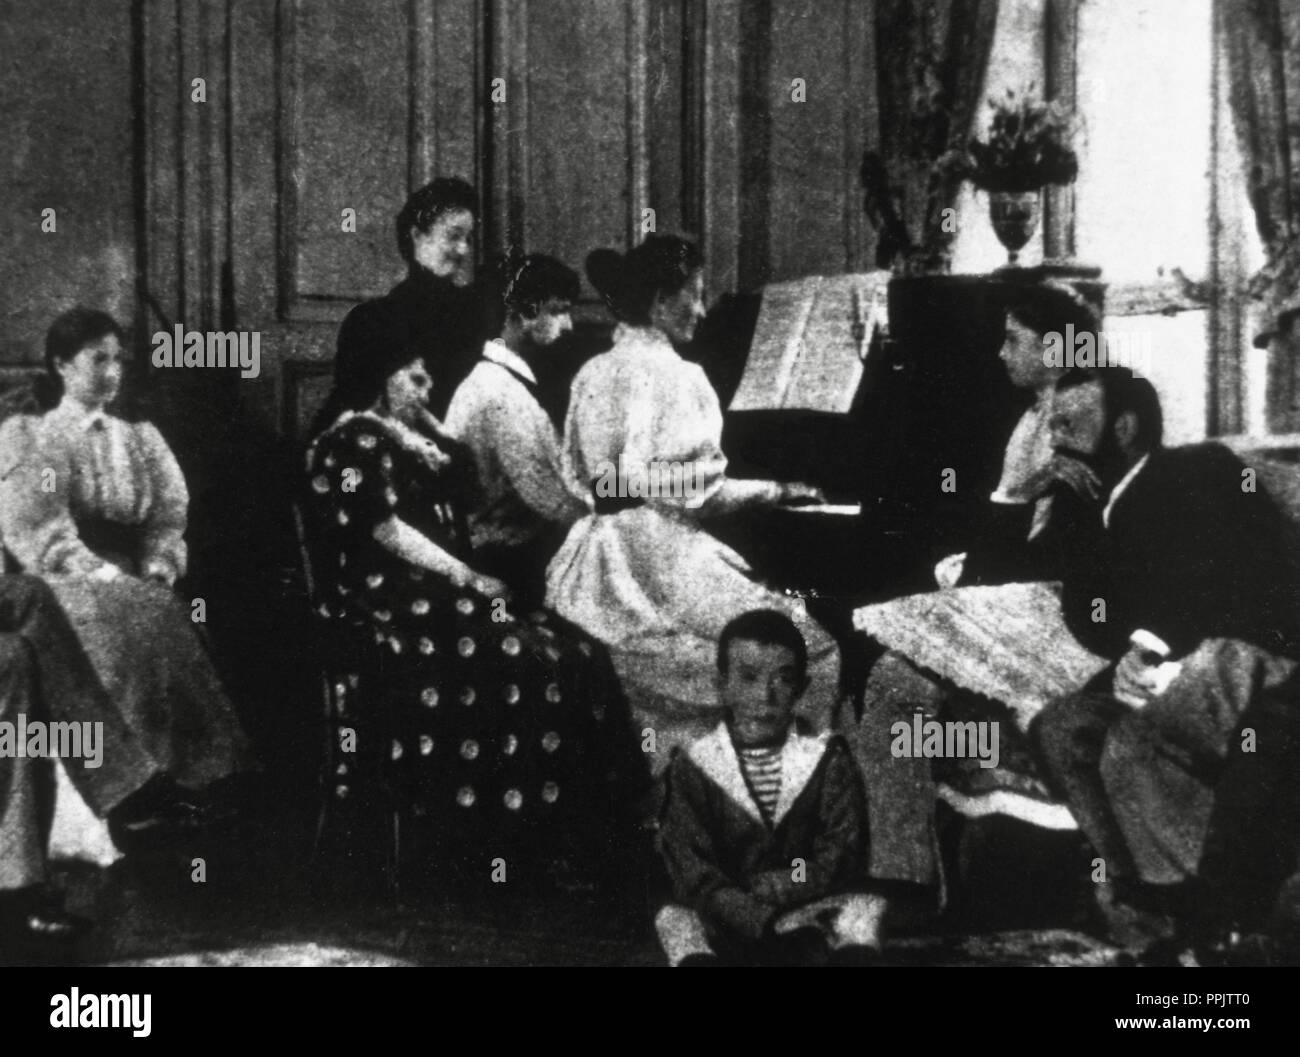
[1119,925,1286,967]
[1117,935,1190,967]
[0,888,91,946]
[761,926,832,967]
[829,943,882,967]
[1091,880,1177,950]
[107,775,207,845]
[871,880,939,936]
[198,773,258,819]
[1113,877,1194,918]
[1192,928,1298,967]
[677,952,724,966]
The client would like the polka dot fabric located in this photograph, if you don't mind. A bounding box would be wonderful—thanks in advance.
[305,414,642,833]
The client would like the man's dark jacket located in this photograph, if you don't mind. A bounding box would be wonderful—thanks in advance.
[1053,443,1300,662]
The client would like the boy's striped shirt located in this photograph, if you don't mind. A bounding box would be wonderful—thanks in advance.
[737,745,783,825]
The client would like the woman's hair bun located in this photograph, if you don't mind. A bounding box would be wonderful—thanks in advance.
[586,237,702,324]
[584,248,627,310]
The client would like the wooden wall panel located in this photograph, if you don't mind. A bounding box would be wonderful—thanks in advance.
[483,0,640,278]
[0,0,136,364]
[702,0,742,297]
[124,0,894,432]
[426,0,480,186]
[767,0,871,281]
[288,0,412,302]
[230,0,279,327]
[645,0,688,238]
[746,0,872,286]
[268,0,481,319]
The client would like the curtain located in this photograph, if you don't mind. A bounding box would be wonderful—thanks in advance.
[1221,0,1300,312]
[863,0,1000,270]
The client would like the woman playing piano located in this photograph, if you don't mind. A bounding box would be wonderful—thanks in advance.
[545,235,842,767]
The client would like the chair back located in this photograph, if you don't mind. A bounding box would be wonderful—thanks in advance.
[0,369,43,572]
[290,501,320,606]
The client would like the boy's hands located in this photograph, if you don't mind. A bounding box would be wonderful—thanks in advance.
[749,870,798,904]
[1113,644,1161,708]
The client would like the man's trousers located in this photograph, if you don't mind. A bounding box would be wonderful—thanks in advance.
[1033,637,1298,887]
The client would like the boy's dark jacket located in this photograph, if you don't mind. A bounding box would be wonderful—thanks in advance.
[658,723,869,941]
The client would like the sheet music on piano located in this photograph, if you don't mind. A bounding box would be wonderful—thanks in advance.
[728,271,890,415]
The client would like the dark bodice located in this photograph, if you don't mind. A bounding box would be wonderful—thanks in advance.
[305,413,475,625]
[329,270,488,425]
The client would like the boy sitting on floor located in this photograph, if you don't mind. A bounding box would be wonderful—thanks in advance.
[656,609,884,966]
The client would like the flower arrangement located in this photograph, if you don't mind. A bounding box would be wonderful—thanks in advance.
[859,56,967,273]
[959,89,1079,194]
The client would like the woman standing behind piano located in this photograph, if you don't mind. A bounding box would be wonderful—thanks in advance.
[546,235,842,765]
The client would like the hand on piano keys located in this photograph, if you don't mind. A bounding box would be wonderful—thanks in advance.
[775,481,861,516]
[781,502,862,516]
[776,481,826,506]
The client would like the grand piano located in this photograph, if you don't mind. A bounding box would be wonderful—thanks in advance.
[693,272,1028,602]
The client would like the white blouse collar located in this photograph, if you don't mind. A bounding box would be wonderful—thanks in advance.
[49,397,112,432]
[482,339,538,385]
[612,323,679,359]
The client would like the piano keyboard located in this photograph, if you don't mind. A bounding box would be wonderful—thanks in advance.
[776,502,862,516]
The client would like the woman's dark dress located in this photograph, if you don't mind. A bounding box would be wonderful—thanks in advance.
[305,411,640,847]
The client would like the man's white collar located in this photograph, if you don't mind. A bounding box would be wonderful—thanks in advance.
[1103,452,1151,527]
[685,722,830,828]
[483,339,537,385]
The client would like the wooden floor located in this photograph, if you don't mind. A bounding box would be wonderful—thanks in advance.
[12,799,1123,968]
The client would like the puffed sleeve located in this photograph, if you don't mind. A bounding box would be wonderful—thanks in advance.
[657,361,727,509]
[483,386,586,526]
[0,415,106,576]
[558,362,607,510]
[623,359,727,514]
[137,422,190,580]
[309,419,400,533]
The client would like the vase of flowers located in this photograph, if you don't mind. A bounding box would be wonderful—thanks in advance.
[958,90,1079,265]
[860,53,975,277]
[988,191,1041,264]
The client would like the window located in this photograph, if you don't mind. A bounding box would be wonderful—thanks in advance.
[957,0,1270,441]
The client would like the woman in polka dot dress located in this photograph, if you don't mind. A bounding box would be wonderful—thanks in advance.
[304,335,643,867]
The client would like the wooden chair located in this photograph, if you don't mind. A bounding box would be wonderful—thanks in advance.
[291,501,404,902]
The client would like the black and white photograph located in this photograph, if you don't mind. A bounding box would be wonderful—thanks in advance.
[1,0,1298,1001]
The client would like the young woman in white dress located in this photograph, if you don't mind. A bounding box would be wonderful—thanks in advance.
[0,308,251,807]
[545,236,842,767]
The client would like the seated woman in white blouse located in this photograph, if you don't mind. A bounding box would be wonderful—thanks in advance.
[545,236,841,767]
[0,308,250,813]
